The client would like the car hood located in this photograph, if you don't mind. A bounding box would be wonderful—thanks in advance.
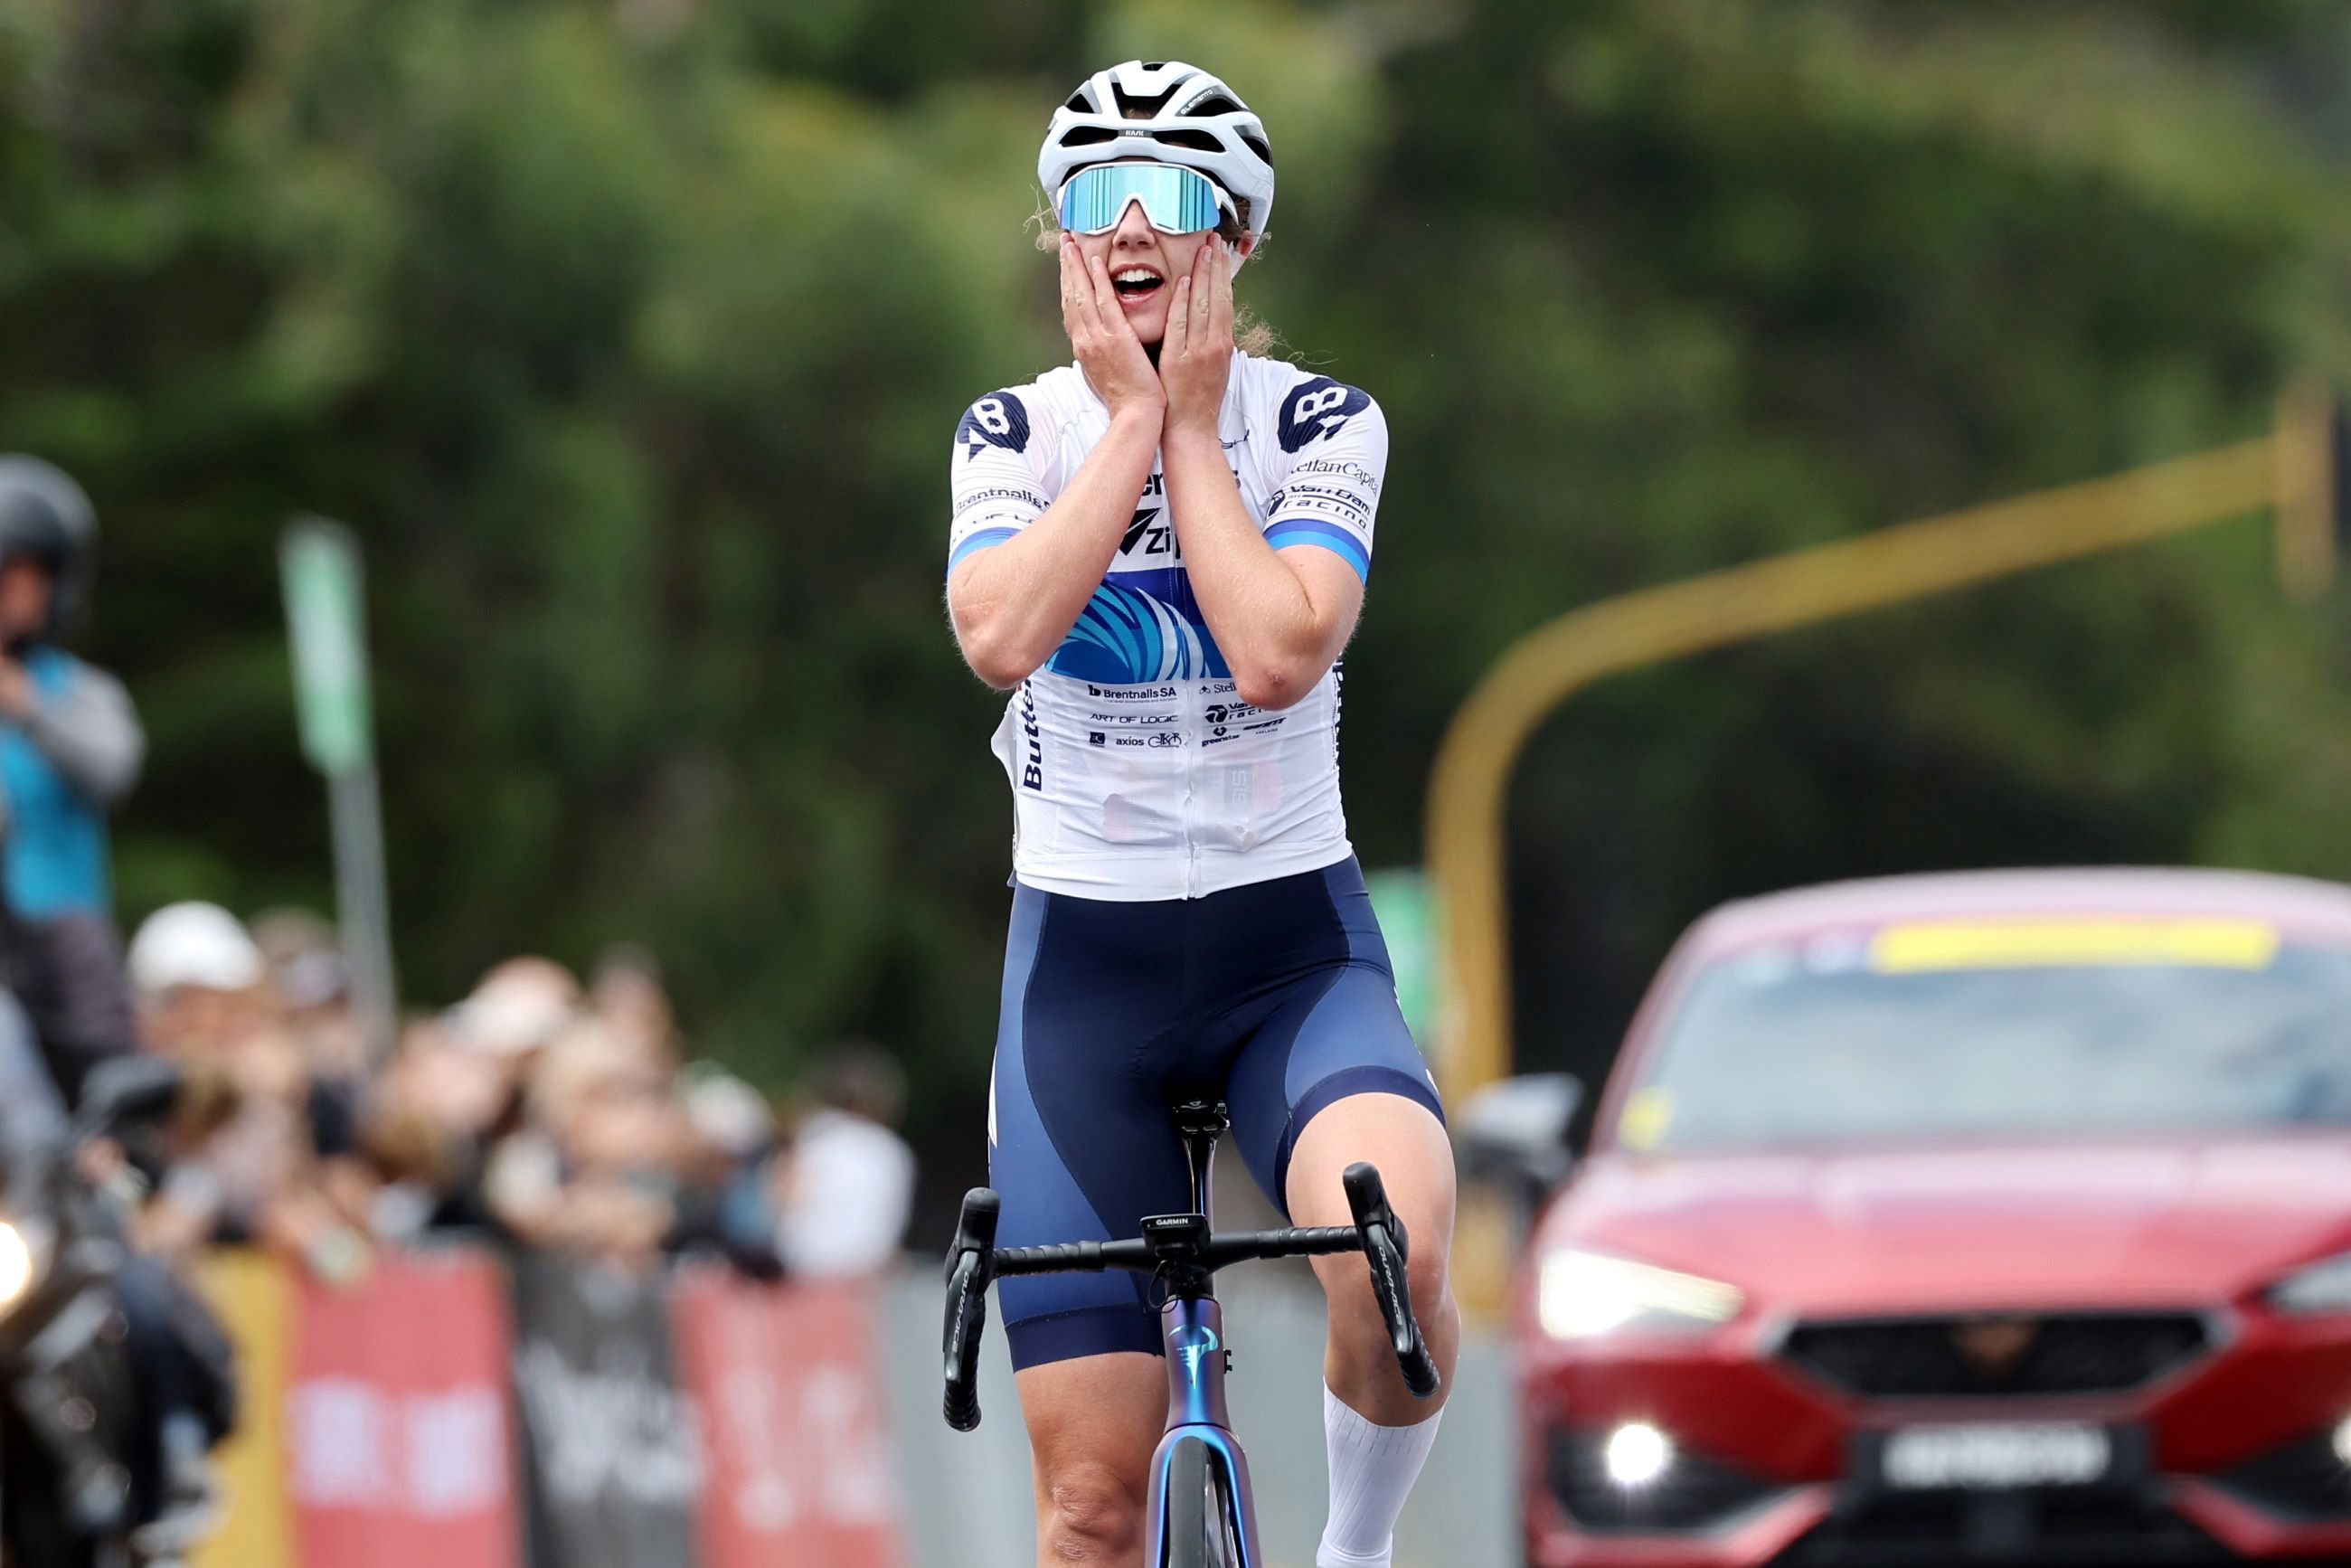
[1544,1138,2351,1315]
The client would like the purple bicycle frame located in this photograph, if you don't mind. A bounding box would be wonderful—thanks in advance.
[1142,1290,1262,1565]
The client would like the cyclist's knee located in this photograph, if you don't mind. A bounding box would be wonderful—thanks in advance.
[1403,1240,1450,1319]
[1037,1459,1146,1562]
[1021,1355,1160,1563]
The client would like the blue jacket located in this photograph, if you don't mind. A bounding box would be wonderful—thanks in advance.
[0,647,143,920]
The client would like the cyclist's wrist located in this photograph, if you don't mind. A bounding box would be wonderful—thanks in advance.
[1160,419,1223,453]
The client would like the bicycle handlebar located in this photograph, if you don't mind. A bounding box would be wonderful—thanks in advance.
[991,1225,1363,1277]
[940,1163,1440,1431]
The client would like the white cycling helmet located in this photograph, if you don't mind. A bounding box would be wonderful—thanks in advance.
[1039,61,1276,249]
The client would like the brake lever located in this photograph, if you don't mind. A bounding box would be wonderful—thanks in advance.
[942,1188,1001,1431]
[1343,1163,1441,1400]
[943,1252,988,1430]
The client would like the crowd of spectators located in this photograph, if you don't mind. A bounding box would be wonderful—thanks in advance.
[117,902,916,1285]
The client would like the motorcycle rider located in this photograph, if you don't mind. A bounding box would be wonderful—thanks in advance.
[0,457,144,1104]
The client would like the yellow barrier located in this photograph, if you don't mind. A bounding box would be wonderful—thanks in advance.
[192,1251,297,1568]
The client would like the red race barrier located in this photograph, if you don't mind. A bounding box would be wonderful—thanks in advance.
[288,1250,523,1568]
[670,1270,908,1568]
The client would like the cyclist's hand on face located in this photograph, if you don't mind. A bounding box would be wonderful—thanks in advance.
[1160,238,1234,439]
[1062,234,1164,424]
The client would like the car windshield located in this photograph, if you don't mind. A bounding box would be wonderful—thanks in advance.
[1620,915,2351,1154]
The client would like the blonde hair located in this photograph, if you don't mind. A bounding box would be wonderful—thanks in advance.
[1030,190,1283,359]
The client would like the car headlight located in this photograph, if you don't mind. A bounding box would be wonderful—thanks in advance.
[0,1217,51,1313]
[1538,1247,1745,1339]
[2271,1251,2351,1316]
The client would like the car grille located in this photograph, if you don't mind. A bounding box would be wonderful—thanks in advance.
[1780,1313,2210,1399]
[2215,1429,2351,1521]
[1546,1427,1786,1534]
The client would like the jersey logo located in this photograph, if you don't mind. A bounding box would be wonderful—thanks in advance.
[958,391,1031,458]
[1050,581,1228,684]
[1119,506,1178,559]
[1277,378,1370,453]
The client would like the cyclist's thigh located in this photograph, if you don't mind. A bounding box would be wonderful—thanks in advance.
[989,883,1194,1369]
[1221,862,1444,1219]
[1282,1083,1456,1261]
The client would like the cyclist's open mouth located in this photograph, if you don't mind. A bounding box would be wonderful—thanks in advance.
[1112,266,1166,307]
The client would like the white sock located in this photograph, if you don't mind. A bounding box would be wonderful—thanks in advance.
[1317,1384,1444,1568]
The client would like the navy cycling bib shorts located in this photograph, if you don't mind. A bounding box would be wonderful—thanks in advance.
[987,856,1444,1369]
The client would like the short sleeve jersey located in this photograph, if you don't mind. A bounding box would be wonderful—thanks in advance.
[949,351,1387,901]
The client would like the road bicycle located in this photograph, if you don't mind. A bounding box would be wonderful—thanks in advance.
[942,1097,1439,1566]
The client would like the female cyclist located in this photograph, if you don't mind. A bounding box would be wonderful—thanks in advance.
[946,61,1454,1568]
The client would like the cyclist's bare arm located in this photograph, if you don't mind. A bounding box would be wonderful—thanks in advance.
[1157,241,1360,712]
[949,410,1156,689]
[1161,423,1361,712]
[950,240,1165,689]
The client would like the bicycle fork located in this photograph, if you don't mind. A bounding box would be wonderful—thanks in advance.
[1144,1293,1261,1566]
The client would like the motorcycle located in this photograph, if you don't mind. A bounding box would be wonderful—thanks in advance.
[0,1053,186,1568]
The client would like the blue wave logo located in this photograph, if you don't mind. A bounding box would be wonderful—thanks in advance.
[1049,581,1227,684]
[1171,1324,1221,1383]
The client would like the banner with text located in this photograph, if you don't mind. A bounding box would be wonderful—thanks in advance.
[669,1270,907,1568]
[512,1254,702,1568]
[288,1250,522,1568]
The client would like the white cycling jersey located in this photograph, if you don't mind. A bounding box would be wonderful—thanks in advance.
[949,350,1387,901]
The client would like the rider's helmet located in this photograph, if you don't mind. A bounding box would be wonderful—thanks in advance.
[0,458,97,640]
[1039,61,1277,253]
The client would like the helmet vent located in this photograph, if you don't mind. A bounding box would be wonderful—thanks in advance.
[1151,128,1223,153]
[1187,94,1242,118]
[1113,82,1185,119]
[1240,131,1272,167]
[1064,90,1092,112]
[1059,126,1119,147]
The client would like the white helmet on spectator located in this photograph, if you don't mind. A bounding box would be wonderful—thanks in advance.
[447,957,580,1058]
[1039,61,1277,247]
[127,902,265,995]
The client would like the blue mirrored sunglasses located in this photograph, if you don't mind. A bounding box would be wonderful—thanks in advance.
[1057,164,1233,237]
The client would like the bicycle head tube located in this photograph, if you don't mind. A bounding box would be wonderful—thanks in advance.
[1147,1292,1262,1566]
[1161,1293,1231,1434]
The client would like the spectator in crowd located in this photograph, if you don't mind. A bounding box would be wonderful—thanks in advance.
[448,955,580,1062]
[127,901,271,1059]
[673,1063,784,1279]
[127,902,368,1280]
[0,458,146,1104]
[591,941,678,1071]
[486,1015,687,1271]
[770,1041,916,1278]
[250,907,364,1080]
[360,1013,509,1237]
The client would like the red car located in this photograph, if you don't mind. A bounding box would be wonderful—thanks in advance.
[1514,868,2351,1566]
